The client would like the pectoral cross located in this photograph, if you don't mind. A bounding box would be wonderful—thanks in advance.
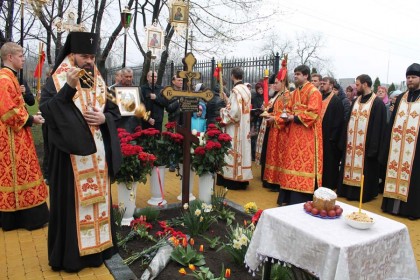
[162,53,214,205]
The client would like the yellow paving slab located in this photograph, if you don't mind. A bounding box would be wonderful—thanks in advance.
[0,162,419,279]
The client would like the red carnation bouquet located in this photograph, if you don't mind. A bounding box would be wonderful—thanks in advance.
[161,122,184,166]
[134,123,184,167]
[191,121,232,176]
[115,128,156,186]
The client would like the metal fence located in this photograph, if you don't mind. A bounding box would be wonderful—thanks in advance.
[106,53,281,92]
[22,53,281,93]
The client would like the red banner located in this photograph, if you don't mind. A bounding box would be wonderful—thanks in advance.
[33,51,45,78]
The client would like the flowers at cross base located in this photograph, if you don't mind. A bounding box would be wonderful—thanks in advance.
[134,123,184,167]
[115,128,156,187]
[243,202,258,214]
[191,122,232,176]
[162,121,184,165]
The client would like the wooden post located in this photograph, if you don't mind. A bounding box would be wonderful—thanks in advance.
[162,53,213,205]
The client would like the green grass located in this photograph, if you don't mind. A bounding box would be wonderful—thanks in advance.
[26,100,43,146]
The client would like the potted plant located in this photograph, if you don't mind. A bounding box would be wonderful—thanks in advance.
[191,122,232,203]
[135,127,172,206]
[115,128,156,225]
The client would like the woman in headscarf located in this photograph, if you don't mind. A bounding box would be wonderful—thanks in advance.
[377,86,390,122]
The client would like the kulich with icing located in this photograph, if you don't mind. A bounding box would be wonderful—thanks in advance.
[313,187,337,211]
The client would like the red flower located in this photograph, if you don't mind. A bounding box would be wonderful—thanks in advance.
[194,146,206,155]
[251,209,263,224]
[207,123,217,130]
[215,117,222,122]
[165,121,176,130]
[218,133,232,142]
[206,129,221,138]
[205,140,221,150]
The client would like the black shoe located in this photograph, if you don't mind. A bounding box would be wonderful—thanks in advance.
[169,166,176,172]
[408,216,418,221]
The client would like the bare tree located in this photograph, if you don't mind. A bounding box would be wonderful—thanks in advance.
[259,31,293,58]
[294,32,324,68]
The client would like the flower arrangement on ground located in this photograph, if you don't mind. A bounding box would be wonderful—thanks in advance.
[219,222,255,265]
[180,200,218,237]
[243,202,258,215]
[115,128,156,187]
[118,215,155,248]
[191,123,232,176]
[179,264,232,279]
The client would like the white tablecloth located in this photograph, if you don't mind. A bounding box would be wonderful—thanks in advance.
[244,202,419,280]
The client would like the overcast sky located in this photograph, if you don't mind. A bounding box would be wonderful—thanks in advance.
[121,0,419,86]
[231,0,420,85]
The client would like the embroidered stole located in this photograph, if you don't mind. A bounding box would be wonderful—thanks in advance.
[52,56,112,256]
[230,84,250,179]
[321,92,334,119]
[343,94,376,187]
[384,93,420,202]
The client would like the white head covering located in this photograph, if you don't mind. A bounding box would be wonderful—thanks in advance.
[390,90,402,99]
[195,83,203,92]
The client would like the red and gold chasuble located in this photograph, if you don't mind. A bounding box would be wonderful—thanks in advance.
[264,91,290,185]
[255,91,284,165]
[384,92,420,202]
[280,82,323,193]
[0,68,48,211]
[343,94,376,186]
[53,56,112,256]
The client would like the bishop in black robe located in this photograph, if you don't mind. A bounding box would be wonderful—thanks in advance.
[40,77,122,272]
[39,31,122,272]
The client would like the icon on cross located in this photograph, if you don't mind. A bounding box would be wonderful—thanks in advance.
[177,53,201,93]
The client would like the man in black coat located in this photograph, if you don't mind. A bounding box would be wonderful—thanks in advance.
[140,70,167,132]
[206,83,226,125]
[320,77,344,189]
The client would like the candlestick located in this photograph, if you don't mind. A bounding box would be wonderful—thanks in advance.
[359,175,364,213]
[263,72,269,105]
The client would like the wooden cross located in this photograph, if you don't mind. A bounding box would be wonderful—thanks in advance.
[162,53,213,205]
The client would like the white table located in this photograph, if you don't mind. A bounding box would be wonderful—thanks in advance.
[245,202,419,280]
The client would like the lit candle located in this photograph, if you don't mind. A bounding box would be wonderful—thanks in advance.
[359,175,364,213]
[263,69,269,105]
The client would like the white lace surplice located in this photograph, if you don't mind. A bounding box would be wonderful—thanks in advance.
[245,202,418,280]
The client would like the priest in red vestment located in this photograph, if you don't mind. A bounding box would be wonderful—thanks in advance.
[264,67,291,193]
[278,65,323,205]
[0,42,49,231]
